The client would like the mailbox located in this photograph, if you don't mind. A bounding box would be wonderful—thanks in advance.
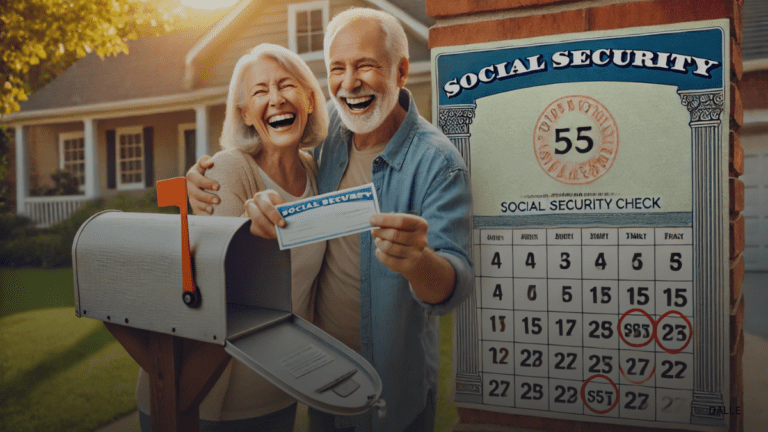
[72,210,384,417]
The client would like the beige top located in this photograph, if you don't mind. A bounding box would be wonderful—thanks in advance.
[136,147,326,421]
[315,141,386,353]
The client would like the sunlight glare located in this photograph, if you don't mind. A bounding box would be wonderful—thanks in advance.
[180,0,239,10]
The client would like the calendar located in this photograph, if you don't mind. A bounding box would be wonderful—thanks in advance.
[433,21,731,430]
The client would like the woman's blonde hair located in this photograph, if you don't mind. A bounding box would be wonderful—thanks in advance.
[220,43,328,154]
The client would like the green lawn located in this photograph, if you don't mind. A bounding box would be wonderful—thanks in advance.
[0,267,460,431]
[0,268,77,318]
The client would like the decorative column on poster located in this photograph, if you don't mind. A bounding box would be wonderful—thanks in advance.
[433,20,730,430]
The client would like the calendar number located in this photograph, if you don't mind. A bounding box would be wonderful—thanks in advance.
[661,324,687,341]
[670,252,683,271]
[623,323,651,339]
[560,252,571,269]
[632,253,643,270]
[554,385,579,404]
[624,357,651,376]
[595,252,607,270]
[520,349,544,367]
[660,360,687,379]
[523,317,543,334]
[588,355,613,374]
[554,352,577,370]
[493,284,503,301]
[627,286,650,305]
[491,252,502,269]
[590,286,612,304]
[586,389,614,405]
[488,379,510,397]
[526,252,537,269]
[661,396,686,413]
[489,347,510,365]
[528,284,537,301]
[556,319,577,336]
[624,391,650,410]
[562,286,573,302]
[663,288,688,307]
[588,320,613,339]
[490,315,507,332]
[521,382,544,400]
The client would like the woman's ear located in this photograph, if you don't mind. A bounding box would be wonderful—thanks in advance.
[239,106,252,126]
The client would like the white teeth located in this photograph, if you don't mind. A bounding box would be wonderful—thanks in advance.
[345,96,373,105]
[268,113,295,123]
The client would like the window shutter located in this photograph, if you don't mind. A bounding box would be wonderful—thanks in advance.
[143,126,154,187]
[106,129,116,189]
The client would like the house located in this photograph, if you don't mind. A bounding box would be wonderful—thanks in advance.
[741,0,768,271]
[2,0,434,228]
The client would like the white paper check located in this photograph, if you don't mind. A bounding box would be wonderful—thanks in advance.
[275,183,380,250]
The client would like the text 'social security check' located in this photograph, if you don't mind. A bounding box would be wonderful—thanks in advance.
[275,183,380,250]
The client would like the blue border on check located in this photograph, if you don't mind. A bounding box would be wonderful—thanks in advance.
[275,183,381,249]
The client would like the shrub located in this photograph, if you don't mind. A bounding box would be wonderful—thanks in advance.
[1,189,178,268]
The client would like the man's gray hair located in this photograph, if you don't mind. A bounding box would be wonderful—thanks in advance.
[221,43,328,154]
[323,7,409,72]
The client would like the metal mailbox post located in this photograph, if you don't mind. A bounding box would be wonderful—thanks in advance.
[72,210,383,431]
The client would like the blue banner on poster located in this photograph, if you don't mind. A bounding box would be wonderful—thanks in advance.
[435,27,724,105]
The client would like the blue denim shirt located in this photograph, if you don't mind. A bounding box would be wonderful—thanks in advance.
[311,90,473,432]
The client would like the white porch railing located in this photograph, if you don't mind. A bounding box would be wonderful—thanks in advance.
[23,195,92,228]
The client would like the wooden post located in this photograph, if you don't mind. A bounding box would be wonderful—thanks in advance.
[105,323,230,432]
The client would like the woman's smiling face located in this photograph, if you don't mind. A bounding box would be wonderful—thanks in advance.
[240,56,313,152]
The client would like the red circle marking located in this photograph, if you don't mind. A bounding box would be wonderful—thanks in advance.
[618,308,656,348]
[532,95,620,185]
[619,365,657,385]
[580,374,620,415]
[655,310,693,354]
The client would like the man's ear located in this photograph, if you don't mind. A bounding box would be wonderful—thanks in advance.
[397,57,409,88]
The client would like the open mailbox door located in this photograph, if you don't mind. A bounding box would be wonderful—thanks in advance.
[72,210,384,417]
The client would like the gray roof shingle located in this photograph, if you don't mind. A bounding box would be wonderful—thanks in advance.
[18,28,206,112]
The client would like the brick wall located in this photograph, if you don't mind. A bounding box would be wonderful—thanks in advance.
[427,1,744,431]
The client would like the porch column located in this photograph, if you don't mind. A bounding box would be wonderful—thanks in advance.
[83,118,100,198]
[195,105,210,159]
[14,125,28,216]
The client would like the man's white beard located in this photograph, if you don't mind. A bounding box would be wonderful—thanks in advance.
[334,83,399,135]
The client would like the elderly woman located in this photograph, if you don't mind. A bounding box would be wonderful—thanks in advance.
[136,43,329,431]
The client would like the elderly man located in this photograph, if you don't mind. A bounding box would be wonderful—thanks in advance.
[188,8,472,432]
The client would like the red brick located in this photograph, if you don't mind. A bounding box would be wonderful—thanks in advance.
[588,0,733,31]
[731,37,742,82]
[732,0,742,44]
[731,83,743,129]
[430,10,586,49]
[426,0,581,19]
[741,72,768,110]
[730,293,744,350]
[731,254,745,307]
[730,177,745,214]
[730,131,744,177]
[730,214,744,259]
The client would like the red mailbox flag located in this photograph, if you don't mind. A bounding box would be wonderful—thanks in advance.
[157,177,200,307]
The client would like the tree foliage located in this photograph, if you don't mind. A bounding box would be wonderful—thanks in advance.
[0,0,184,115]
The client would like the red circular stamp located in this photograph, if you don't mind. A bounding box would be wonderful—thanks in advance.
[533,95,619,185]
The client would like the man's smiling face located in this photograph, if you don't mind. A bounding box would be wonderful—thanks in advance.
[327,19,401,135]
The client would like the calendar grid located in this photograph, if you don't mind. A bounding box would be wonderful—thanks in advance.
[478,227,694,422]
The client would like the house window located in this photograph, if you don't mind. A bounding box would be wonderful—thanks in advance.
[116,126,144,190]
[288,1,329,60]
[59,132,86,191]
